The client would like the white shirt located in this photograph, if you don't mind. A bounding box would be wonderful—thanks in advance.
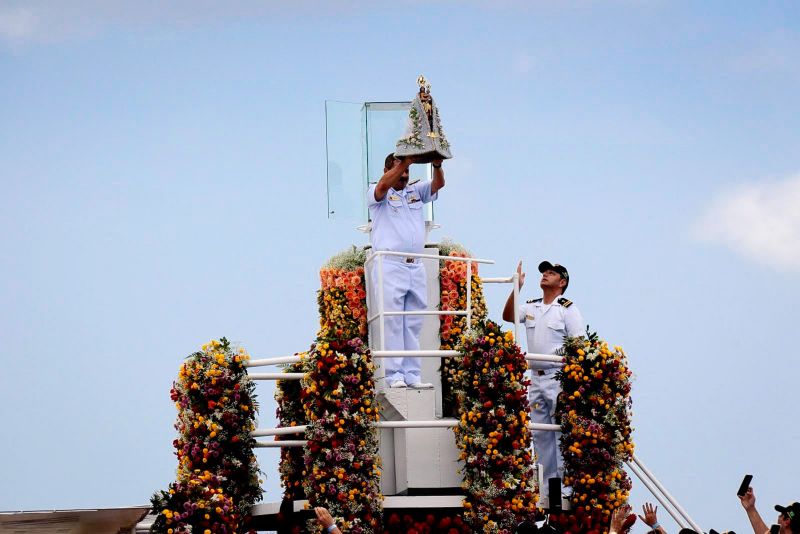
[367,181,437,254]
[517,297,585,369]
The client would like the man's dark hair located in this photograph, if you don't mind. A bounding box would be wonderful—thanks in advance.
[384,152,397,171]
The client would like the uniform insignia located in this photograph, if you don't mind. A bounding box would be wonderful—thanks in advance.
[558,297,573,308]
[388,195,400,201]
[526,298,543,304]
[525,314,535,320]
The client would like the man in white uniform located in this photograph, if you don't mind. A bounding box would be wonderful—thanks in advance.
[367,152,445,389]
[502,260,585,486]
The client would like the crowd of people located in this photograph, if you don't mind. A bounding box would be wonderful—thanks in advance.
[310,488,798,534]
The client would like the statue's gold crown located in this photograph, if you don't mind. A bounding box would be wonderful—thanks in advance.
[417,75,431,94]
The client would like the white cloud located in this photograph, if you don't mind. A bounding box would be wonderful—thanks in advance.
[694,174,800,272]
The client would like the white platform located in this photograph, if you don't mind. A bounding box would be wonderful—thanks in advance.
[368,246,465,496]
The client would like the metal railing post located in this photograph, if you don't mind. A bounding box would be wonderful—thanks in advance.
[364,255,372,335]
[377,253,386,351]
[512,271,520,344]
[632,455,703,533]
[626,460,687,529]
[465,260,472,329]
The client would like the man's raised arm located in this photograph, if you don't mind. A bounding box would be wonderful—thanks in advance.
[502,261,526,322]
[374,157,413,202]
[431,159,445,194]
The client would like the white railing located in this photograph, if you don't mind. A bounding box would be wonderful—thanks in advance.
[364,250,495,350]
[245,251,702,531]
[627,455,703,532]
[245,352,563,379]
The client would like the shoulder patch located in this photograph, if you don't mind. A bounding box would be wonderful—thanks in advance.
[558,297,573,308]
[526,298,543,304]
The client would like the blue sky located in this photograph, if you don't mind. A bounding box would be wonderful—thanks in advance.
[1,1,799,532]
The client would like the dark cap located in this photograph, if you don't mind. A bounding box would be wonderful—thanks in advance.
[538,261,569,290]
[775,502,800,529]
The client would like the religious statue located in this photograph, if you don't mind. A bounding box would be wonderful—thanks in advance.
[395,75,453,163]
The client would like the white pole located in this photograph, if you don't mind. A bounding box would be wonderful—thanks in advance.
[255,440,306,448]
[374,250,495,264]
[632,455,703,533]
[246,356,302,367]
[377,253,386,352]
[525,353,563,363]
[530,423,559,432]
[253,426,308,437]
[251,420,567,441]
[466,260,472,329]
[377,420,458,428]
[512,271,520,345]
[626,460,687,529]
[364,253,372,333]
[385,310,466,316]
[372,349,459,358]
[368,310,466,323]
[249,373,304,381]
[481,277,513,283]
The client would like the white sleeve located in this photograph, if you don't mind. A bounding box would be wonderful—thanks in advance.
[416,180,438,203]
[564,305,585,337]
[366,184,382,208]
[517,302,528,324]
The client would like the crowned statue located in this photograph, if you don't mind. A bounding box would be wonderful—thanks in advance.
[394,75,453,163]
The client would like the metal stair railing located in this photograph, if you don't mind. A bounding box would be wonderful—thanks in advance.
[244,254,703,532]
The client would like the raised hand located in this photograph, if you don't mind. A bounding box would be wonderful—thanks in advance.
[314,507,335,529]
[639,502,659,527]
[739,486,756,511]
[516,261,526,287]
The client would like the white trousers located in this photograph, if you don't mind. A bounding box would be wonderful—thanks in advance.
[372,260,427,384]
[529,371,564,484]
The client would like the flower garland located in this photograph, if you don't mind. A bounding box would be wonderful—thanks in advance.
[151,338,262,534]
[551,332,634,534]
[275,353,308,502]
[271,246,383,533]
[301,337,382,533]
[438,239,488,416]
[318,250,368,340]
[452,320,538,533]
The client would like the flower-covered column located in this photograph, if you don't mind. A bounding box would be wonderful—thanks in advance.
[151,338,262,534]
[287,246,383,533]
[275,353,308,502]
[453,321,539,533]
[552,333,634,534]
[438,240,487,416]
[301,338,382,533]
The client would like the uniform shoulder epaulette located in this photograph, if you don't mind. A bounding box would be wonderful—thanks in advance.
[558,297,573,308]
[526,298,542,304]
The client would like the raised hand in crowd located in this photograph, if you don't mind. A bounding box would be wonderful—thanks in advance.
[639,502,668,534]
[314,507,342,534]
[609,503,636,534]
[738,487,769,534]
